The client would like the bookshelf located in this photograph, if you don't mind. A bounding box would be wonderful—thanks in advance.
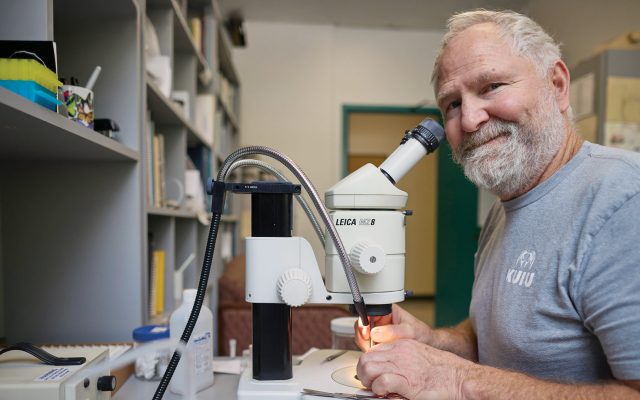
[0,0,241,349]
[0,87,138,161]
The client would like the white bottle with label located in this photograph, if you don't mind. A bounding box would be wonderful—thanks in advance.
[169,288,214,394]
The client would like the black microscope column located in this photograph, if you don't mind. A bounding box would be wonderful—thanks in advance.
[251,190,293,380]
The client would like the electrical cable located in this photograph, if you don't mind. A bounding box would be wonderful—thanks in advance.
[153,146,369,399]
[152,212,221,400]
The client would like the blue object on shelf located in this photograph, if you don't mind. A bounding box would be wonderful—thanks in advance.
[0,79,61,111]
[132,324,170,343]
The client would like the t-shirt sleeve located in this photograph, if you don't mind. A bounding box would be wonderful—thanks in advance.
[575,192,640,380]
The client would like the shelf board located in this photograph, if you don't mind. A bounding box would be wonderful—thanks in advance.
[147,206,197,218]
[146,78,211,148]
[217,95,239,131]
[147,0,213,85]
[0,88,138,161]
[148,314,169,325]
[188,0,215,8]
[217,26,240,85]
[54,0,138,22]
[170,0,212,85]
[220,214,239,223]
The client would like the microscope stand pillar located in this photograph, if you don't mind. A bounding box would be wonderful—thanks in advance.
[251,188,294,380]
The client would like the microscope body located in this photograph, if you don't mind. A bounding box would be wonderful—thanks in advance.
[324,164,409,305]
[239,119,444,399]
[325,209,405,294]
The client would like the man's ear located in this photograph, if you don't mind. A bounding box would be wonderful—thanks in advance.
[550,60,571,113]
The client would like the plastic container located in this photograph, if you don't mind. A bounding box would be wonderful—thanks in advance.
[0,80,61,111]
[0,58,62,92]
[132,324,170,380]
[169,289,214,394]
[331,316,359,350]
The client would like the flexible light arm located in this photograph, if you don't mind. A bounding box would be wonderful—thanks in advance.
[218,146,369,325]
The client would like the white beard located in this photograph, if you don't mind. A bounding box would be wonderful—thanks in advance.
[451,92,565,198]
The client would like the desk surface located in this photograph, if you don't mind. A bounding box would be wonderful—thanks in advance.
[114,373,240,399]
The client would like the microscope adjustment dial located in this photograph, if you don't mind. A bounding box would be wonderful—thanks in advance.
[350,241,386,274]
[277,268,312,307]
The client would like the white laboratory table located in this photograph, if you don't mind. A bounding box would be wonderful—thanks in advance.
[114,372,239,399]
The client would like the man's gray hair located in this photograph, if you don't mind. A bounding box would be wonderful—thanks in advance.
[431,9,562,88]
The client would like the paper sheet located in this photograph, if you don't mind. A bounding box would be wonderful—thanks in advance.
[212,358,243,375]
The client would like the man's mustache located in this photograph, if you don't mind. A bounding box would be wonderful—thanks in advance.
[459,120,516,154]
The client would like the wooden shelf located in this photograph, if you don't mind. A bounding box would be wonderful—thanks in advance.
[148,0,212,85]
[54,0,138,21]
[170,0,212,85]
[217,95,239,131]
[147,206,198,218]
[0,0,241,345]
[146,79,211,147]
[0,88,138,161]
[220,214,239,223]
[217,25,240,85]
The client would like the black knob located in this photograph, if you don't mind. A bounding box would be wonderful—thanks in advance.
[97,375,116,391]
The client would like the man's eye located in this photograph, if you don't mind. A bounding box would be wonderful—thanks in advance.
[486,82,504,92]
[447,100,461,111]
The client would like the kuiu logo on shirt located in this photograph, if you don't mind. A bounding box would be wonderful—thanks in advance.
[505,250,536,287]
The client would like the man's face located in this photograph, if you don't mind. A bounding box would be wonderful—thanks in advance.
[436,23,564,199]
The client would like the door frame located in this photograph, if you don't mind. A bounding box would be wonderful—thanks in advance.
[341,104,479,327]
[341,104,438,177]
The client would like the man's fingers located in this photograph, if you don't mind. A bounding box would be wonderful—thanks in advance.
[353,320,371,351]
[370,373,411,398]
[371,324,415,343]
[354,334,369,352]
[357,356,398,388]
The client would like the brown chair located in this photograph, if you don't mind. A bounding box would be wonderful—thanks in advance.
[218,255,352,356]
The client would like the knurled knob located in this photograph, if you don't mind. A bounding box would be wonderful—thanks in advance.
[97,375,116,391]
[277,269,312,307]
[350,241,386,274]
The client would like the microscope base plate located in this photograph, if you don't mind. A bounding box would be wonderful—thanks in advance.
[238,349,373,399]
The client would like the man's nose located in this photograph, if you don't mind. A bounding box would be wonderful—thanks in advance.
[460,98,489,133]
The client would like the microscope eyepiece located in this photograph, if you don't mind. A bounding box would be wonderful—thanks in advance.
[411,118,445,154]
[379,119,445,184]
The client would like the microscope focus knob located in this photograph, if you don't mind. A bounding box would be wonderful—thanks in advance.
[350,241,386,274]
[278,269,312,307]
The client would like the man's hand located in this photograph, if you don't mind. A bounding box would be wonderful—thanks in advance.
[358,340,640,400]
[354,304,432,351]
[354,304,477,361]
[356,339,476,400]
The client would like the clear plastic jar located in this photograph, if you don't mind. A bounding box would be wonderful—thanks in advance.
[330,317,360,350]
[132,324,170,380]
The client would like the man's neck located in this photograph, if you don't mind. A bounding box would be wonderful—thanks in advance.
[500,125,584,201]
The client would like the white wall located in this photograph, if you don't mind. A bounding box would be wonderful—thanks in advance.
[525,0,640,68]
[232,7,640,265]
[233,22,444,265]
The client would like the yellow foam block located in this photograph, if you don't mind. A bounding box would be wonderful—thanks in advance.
[0,58,62,92]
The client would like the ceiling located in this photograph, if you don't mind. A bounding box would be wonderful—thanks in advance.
[218,0,530,31]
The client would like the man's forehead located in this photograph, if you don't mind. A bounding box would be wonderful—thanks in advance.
[436,25,526,95]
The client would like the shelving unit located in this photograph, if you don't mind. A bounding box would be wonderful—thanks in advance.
[571,49,640,150]
[0,0,241,349]
[0,87,138,161]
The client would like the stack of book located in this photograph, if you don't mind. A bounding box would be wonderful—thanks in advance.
[148,244,166,318]
[145,111,167,208]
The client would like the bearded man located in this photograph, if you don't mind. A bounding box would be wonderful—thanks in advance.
[355,9,640,400]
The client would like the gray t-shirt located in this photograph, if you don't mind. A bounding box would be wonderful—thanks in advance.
[470,141,640,382]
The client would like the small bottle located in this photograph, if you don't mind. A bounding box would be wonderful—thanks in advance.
[169,289,214,394]
[331,317,360,350]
